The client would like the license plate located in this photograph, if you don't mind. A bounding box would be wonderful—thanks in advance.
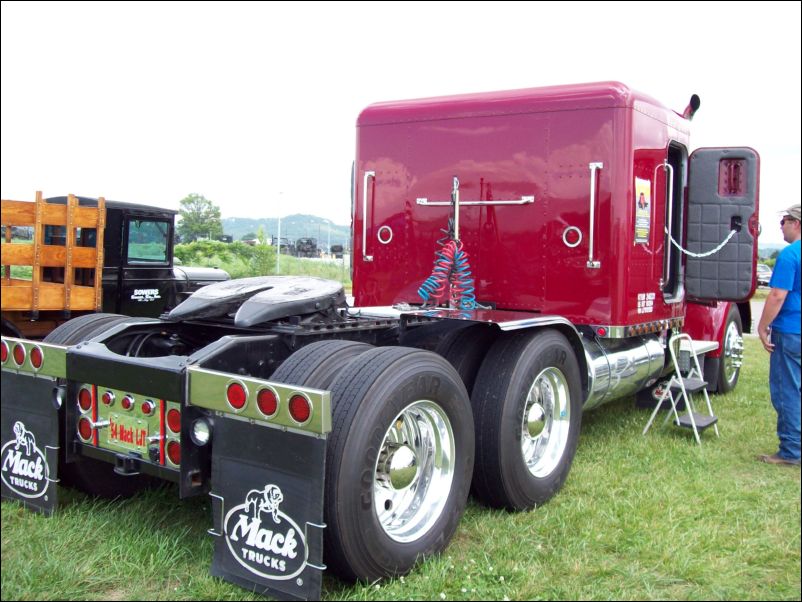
[106,413,149,453]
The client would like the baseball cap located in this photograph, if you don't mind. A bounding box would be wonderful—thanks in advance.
[781,204,801,221]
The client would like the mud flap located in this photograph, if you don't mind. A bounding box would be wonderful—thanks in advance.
[209,417,326,601]
[1,372,60,515]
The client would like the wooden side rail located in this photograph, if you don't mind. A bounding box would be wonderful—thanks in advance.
[1,191,106,314]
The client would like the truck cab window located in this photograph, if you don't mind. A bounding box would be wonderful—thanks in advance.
[126,219,169,264]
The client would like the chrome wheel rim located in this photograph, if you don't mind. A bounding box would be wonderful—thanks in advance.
[373,400,455,543]
[521,367,571,477]
[722,321,743,386]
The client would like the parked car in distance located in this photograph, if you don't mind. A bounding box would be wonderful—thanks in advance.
[757,263,773,286]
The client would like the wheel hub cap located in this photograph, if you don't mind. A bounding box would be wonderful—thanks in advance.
[521,367,571,478]
[374,400,455,543]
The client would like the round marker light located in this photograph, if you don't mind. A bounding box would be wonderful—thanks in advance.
[13,343,26,366]
[78,417,93,441]
[78,387,93,412]
[30,346,43,370]
[141,399,155,417]
[101,391,115,406]
[1,340,8,364]
[167,408,181,433]
[166,440,181,465]
[226,382,248,410]
[289,394,311,424]
[257,388,278,417]
[190,418,212,446]
[121,395,134,411]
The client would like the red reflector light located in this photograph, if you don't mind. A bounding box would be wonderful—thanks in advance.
[121,395,134,411]
[101,391,114,406]
[0,341,8,364]
[13,343,26,366]
[226,382,248,410]
[167,408,181,433]
[78,417,93,441]
[288,395,311,424]
[167,440,181,465]
[78,387,93,412]
[596,327,607,337]
[141,400,155,416]
[30,346,43,369]
[257,388,278,417]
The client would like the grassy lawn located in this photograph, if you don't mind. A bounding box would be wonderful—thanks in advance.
[1,337,799,600]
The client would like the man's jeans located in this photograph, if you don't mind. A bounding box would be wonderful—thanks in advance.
[769,330,801,461]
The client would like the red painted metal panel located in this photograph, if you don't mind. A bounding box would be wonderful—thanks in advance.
[354,82,693,328]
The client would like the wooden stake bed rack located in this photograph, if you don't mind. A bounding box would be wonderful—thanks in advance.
[2,192,106,327]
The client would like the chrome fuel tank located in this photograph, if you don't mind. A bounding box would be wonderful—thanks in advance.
[582,335,666,410]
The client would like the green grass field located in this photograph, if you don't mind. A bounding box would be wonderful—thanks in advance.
[1,337,799,600]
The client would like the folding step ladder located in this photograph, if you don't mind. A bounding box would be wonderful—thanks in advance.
[643,334,720,445]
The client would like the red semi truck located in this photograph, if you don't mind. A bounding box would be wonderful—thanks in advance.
[1,82,757,601]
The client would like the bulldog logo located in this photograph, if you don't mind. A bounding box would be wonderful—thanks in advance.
[245,484,284,523]
[224,483,308,581]
[2,421,50,499]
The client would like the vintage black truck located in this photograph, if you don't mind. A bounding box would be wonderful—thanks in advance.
[1,192,229,338]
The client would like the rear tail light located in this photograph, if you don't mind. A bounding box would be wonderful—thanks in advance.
[78,387,93,412]
[167,408,181,433]
[288,394,311,424]
[256,388,278,417]
[166,440,181,465]
[141,399,155,416]
[77,417,93,441]
[101,391,115,406]
[226,382,248,410]
[13,343,26,366]
[30,346,43,369]
[120,395,134,411]
[0,340,8,364]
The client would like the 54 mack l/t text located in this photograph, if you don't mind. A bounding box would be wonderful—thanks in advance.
[1,81,758,601]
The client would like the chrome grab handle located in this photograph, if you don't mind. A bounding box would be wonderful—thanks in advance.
[452,176,460,241]
[416,196,534,206]
[362,170,375,262]
[655,162,675,283]
[587,162,603,269]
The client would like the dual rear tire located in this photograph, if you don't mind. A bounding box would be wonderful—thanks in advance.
[275,329,582,581]
[274,341,474,581]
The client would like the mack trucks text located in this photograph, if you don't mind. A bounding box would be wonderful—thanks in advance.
[1,81,758,601]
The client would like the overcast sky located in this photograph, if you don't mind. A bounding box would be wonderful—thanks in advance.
[2,1,800,244]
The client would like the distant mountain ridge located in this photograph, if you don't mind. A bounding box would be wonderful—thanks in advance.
[222,214,351,249]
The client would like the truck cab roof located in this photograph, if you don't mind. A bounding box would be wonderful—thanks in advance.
[46,195,177,217]
[358,81,688,133]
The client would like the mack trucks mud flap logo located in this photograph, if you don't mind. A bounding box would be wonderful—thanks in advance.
[224,484,308,580]
[1,421,50,498]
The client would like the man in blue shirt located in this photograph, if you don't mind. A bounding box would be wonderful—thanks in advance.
[757,203,801,466]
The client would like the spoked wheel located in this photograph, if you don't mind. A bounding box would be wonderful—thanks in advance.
[471,329,582,510]
[324,346,474,581]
